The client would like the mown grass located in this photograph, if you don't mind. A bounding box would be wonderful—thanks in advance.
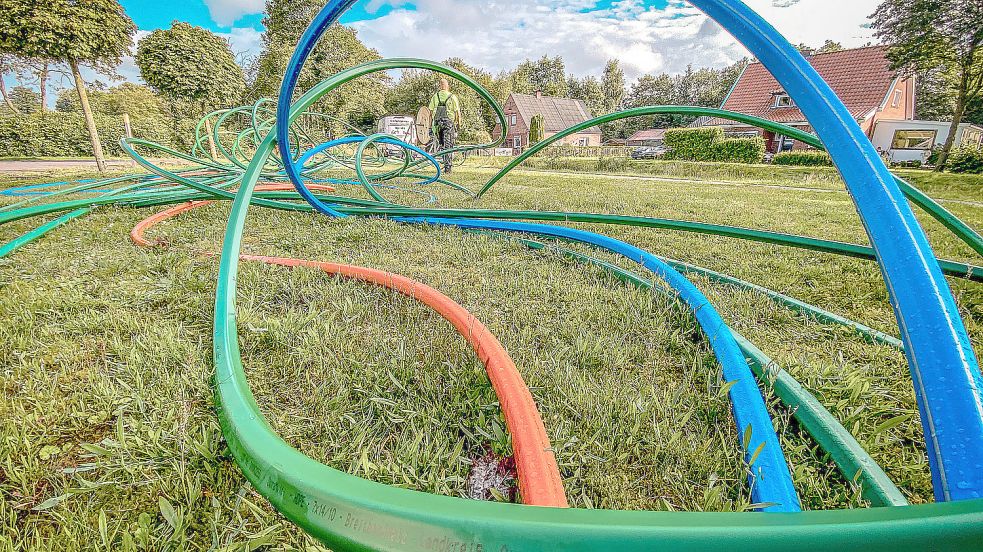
[0,160,981,550]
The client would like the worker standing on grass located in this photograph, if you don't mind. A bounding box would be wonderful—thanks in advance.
[428,77,462,173]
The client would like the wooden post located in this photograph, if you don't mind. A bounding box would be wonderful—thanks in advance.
[204,117,218,162]
[122,113,136,167]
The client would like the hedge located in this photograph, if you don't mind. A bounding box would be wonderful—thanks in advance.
[663,127,764,164]
[0,112,178,158]
[772,150,833,166]
[663,127,722,161]
[710,137,765,164]
[947,147,983,174]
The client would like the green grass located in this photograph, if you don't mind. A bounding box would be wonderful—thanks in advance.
[0,161,981,549]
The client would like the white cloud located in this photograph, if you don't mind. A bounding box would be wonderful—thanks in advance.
[203,0,266,27]
[350,0,880,82]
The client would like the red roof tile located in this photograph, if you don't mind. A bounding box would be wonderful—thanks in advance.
[707,45,897,126]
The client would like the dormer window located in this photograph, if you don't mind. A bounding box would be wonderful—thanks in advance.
[773,94,794,108]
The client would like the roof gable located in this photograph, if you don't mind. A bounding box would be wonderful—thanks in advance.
[510,93,601,134]
[719,45,899,124]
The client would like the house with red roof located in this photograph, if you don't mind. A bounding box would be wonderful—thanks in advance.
[698,45,914,153]
[492,91,602,153]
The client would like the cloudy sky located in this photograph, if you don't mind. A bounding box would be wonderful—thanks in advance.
[5,0,881,100]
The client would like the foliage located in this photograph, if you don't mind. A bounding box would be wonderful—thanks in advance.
[135,22,245,114]
[0,0,135,70]
[663,127,723,161]
[772,151,834,166]
[529,114,545,144]
[872,0,983,170]
[7,85,40,114]
[0,111,176,157]
[946,146,983,174]
[55,83,166,120]
[710,137,765,164]
[506,56,568,97]
[796,40,844,55]
[622,61,747,138]
[383,61,491,144]
[249,1,386,134]
[567,75,605,117]
[662,128,762,164]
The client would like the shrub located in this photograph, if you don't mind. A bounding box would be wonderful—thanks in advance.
[947,147,983,174]
[529,114,545,144]
[663,127,723,161]
[710,137,765,164]
[772,150,833,166]
[0,112,177,158]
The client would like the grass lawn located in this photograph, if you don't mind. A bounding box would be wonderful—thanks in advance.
[0,160,980,549]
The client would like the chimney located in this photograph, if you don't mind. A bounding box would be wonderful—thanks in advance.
[535,90,542,99]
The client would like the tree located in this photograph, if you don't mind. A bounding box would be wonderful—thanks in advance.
[384,60,492,144]
[872,0,983,170]
[529,114,545,144]
[249,0,386,134]
[0,0,136,171]
[601,59,625,113]
[56,83,166,121]
[506,56,568,97]
[7,85,39,113]
[0,54,22,113]
[567,75,605,116]
[136,22,245,114]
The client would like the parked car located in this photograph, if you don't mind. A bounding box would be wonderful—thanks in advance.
[631,145,665,159]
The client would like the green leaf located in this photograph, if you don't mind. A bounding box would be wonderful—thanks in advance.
[719,379,738,396]
[158,497,178,530]
[32,493,71,511]
[872,414,912,436]
[748,441,766,466]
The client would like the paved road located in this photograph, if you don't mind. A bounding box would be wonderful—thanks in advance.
[0,159,182,172]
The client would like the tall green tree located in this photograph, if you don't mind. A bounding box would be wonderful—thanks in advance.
[136,22,245,115]
[601,60,625,113]
[872,0,983,170]
[6,85,39,114]
[0,0,135,171]
[529,114,545,144]
[249,0,386,133]
[567,75,605,116]
[508,56,568,97]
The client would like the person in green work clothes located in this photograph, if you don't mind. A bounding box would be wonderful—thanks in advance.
[428,77,462,173]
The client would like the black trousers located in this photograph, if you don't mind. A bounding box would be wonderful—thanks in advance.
[435,120,455,172]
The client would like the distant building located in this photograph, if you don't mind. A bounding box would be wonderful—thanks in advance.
[695,45,915,153]
[626,128,667,147]
[492,91,602,152]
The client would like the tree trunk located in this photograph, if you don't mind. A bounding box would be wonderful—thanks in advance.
[0,75,19,114]
[70,59,106,172]
[935,70,969,172]
[38,63,48,112]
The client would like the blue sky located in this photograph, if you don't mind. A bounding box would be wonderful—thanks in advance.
[5,0,882,103]
[117,0,407,31]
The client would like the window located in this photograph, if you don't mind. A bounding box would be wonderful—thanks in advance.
[891,90,903,108]
[773,94,794,108]
[509,114,517,126]
[513,136,521,148]
[892,129,936,150]
[577,137,589,146]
